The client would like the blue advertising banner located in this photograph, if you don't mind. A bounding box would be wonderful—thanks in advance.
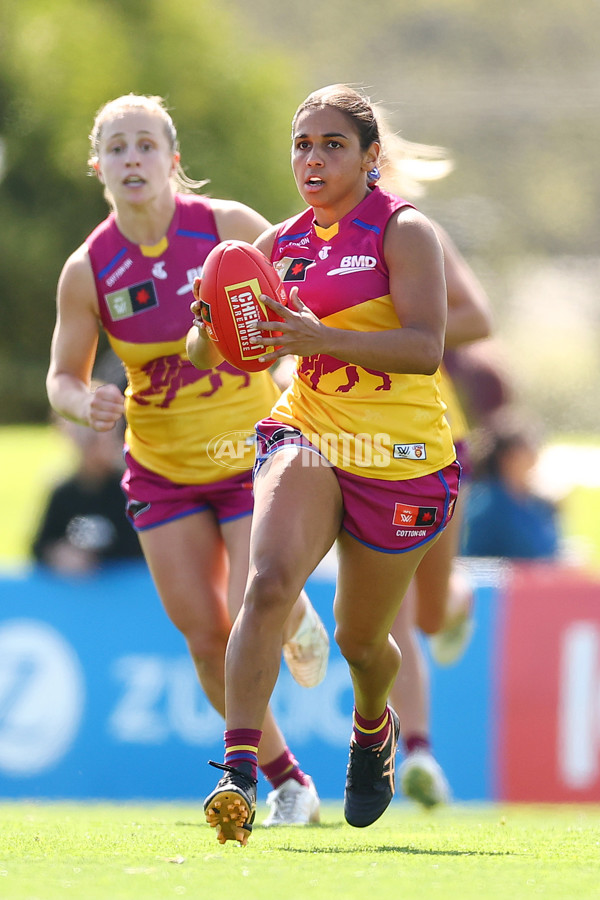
[0,561,501,804]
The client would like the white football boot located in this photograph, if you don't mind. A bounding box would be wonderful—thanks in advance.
[263,776,321,827]
[399,750,451,809]
[283,602,329,688]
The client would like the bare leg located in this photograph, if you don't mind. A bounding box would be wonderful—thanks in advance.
[389,584,429,737]
[139,510,308,765]
[220,513,312,646]
[224,448,343,731]
[335,530,435,827]
[139,511,231,713]
[335,531,432,718]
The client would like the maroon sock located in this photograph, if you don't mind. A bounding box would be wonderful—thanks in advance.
[404,734,431,755]
[260,748,310,789]
[224,728,262,781]
[352,706,391,749]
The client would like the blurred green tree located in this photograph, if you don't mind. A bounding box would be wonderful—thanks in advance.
[0,0,308,422]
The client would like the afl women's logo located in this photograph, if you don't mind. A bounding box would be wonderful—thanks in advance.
[393,443,427,460]
[105,280,159,321]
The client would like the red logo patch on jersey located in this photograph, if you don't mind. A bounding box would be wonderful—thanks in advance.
[131,280,158,313]
[392,503,438,528]
[274,257,314,282]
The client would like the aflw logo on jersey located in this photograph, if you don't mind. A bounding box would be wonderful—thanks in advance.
[106,280,159,321]
[327,255,377,276]
[393,443,427,460]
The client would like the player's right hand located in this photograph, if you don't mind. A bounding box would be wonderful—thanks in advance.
[87,383,125,432]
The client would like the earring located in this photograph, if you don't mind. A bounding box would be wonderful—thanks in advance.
[367,166,381,182]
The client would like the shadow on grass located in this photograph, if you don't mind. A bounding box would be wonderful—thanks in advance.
[177,821,514,856]
[282,844,513,857]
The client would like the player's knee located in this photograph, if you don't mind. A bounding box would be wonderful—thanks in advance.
[186,625,229,666]
[245,562,298,623]
[335,625,377,670]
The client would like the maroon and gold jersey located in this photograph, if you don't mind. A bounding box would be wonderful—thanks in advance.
[86,194,278,483]
[269,186,456,480]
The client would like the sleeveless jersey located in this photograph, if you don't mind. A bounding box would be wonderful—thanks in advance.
[269,186,456,480]
[86,193,278,484]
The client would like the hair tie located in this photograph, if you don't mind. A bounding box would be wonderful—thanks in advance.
[367,166,381,182]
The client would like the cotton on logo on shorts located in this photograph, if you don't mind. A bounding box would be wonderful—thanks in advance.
[207,430,257,469]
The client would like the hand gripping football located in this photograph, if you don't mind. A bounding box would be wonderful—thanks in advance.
[199,240,287,372]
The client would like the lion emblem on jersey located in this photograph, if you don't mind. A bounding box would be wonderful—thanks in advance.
[132,356,250,408]
[300,353,391,393]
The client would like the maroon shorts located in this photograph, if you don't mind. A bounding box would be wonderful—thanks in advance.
[254,419,461,554]
[121,451,254,532]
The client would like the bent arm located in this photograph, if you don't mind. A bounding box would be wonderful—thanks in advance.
[313,209,447,375]
[434,222,493,348]
[46,245,124,430]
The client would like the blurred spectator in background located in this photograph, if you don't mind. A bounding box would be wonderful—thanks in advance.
[31,385,143,575]
[461,405,561,560]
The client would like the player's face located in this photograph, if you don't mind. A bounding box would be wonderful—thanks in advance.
[291,107,378,227]
[95,110,178,207]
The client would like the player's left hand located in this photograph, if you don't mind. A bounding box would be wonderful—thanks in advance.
[252,288,326,362]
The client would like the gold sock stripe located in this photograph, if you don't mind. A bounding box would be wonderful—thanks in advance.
[226,744,259,754]
[353,710,389,734]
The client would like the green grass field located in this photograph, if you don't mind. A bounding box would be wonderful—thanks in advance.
[1,802,599,899]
